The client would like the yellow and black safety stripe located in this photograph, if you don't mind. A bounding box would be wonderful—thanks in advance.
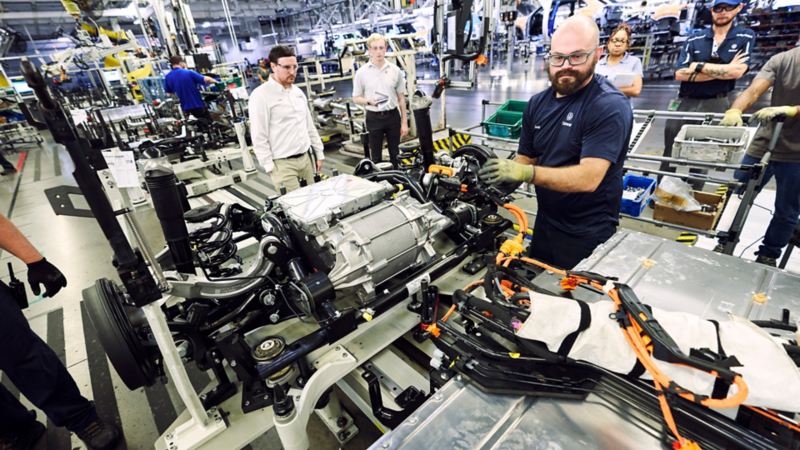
[715,185,729,196]
[432,133,472,152]
[675,232,698,246]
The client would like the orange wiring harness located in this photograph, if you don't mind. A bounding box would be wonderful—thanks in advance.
[494,254,754,449]
[439,203,793,449]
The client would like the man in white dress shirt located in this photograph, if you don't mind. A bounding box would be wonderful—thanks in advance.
[248,45,324,192]
[352,33,408,168]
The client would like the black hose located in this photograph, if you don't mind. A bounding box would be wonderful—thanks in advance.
[361,171,427,203]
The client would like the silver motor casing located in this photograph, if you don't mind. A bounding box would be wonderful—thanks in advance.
[275,175,451,300]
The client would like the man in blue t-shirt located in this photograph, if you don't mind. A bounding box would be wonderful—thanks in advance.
[164,55,217,121]
[662,0,755,188]
[479,15,633,269]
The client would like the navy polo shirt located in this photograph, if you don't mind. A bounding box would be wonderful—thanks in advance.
[164,68,207,111]
[676,26,756,99]
[518,75,633,237]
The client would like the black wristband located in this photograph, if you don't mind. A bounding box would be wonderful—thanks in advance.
[694,62,705,74]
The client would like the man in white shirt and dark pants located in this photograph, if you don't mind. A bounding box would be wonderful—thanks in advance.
[352,33,408,168]
[248,45,324,192]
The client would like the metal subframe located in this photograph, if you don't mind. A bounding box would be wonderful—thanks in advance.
[273,298,422,450]
[156,295,422,449]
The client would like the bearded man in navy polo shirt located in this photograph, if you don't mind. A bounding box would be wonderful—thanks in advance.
[479,15,633,269]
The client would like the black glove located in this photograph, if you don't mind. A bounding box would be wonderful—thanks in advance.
[27,258,67,297]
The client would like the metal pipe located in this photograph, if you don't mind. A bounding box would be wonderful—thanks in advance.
[122,214,169,290]
[452,128,519,145]
[133,0,154,52]
[623,166,744,187]
[220,0,238,55]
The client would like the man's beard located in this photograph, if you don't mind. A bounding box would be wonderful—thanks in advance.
[713,15,734,27]
[548,59,596,96]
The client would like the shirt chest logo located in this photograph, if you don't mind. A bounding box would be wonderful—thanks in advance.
[562,112,574,127]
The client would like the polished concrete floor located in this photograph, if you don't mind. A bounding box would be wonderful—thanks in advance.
[0,56,794,449]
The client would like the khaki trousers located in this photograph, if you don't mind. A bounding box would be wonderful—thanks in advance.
[271,153,315,192]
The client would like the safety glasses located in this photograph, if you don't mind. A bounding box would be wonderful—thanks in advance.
[712,4,738,13]
[544,49,596,67]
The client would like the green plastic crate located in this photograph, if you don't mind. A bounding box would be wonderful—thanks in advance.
[497,99,528,114]
[482,110,523,139]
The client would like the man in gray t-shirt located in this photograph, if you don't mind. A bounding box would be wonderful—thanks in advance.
[352,33,408,168]
[720,46,800,266]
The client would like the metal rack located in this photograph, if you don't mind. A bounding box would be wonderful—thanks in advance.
[0,121,43,151]
[452,103,770,255]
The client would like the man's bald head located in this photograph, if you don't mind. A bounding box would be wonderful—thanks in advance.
[552,15,600,50]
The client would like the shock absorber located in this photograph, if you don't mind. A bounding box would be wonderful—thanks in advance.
[144,163,194,274]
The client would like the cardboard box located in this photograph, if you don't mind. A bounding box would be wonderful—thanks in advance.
[653,191,725,230]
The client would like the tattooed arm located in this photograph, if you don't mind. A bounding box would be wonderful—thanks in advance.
[676,51,750,82]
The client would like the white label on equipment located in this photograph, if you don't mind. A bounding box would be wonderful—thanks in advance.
[230,86,249,100]
[101,150,139,188]
[406,273,431,296]
[70,109,88,126]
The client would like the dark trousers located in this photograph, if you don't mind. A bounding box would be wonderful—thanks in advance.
[184,107,211,121]
[0,152,14,171]
[528,217,616,270]
[0,283,96,434]
[734,154,800,259]
[662,96,730,190]
[366,109,401,167]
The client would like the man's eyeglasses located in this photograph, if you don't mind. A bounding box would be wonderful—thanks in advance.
[610,38,629,45]
[276,64,298,72]
[712,4,738,13]
[544,49,595,67]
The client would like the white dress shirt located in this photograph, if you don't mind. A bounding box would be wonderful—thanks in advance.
[248,77,324,173]
[353,61,406,112]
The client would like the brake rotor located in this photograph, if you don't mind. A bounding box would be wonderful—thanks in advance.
[453,144,521,195]
[83,278,158,390]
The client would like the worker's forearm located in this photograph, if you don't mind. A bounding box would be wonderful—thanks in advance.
[353,96,370,106]
[532,165,599,193]
[730,86,763,112]
[681,61,748,81]
[701,62,748,80]
[0,214,42,264]
[397,94,408,125]
[514,154,538,166]
[619,84,641,97]
[675,68,716,82]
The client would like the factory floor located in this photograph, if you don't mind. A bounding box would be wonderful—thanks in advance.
[0,59,795,449]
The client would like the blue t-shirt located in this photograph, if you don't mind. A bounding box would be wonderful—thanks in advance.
[164,68,206,111]
[676,26,756,99]
[518,74,633,237]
